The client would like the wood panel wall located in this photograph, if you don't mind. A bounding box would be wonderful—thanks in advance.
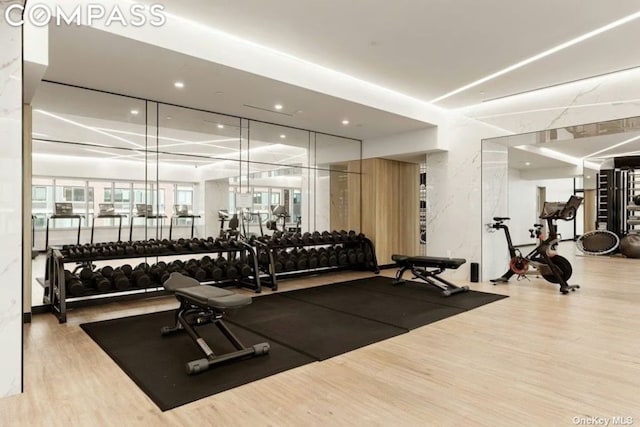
[584,189,596,233]
[350,158,419,265]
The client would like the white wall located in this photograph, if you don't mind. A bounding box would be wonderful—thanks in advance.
[427,115,505,281]
[0,2,23,398]
[362,127,441,159]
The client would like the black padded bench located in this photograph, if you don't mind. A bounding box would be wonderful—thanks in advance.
[162,273,270,375]
[391,255,470,297]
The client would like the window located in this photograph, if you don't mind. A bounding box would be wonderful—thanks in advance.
[176,187,193,205]
[32,186,47,201]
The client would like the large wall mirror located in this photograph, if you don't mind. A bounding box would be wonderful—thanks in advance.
[30,82,363,308]
[482,115,640,281]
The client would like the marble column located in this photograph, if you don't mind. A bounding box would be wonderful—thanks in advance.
[481,140,509,281]
[0,0,24,398]
[426,115,505,281]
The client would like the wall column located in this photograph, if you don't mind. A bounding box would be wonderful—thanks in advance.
[354,158,418,265]
[0,0,24,398]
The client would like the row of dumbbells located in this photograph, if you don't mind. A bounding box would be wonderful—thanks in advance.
[256,246,372,273]
[251,230,365,247]
[64,255,255,297]
[60,237,247,261]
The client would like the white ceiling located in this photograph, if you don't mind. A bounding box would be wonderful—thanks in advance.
[43,24,432,141]
[35,0,640,167]
[151,0,640,108]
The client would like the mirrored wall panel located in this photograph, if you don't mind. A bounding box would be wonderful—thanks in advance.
[30,82,363,307]
[481,115,640,281]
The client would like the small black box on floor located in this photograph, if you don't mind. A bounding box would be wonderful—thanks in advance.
[470,262,479,283]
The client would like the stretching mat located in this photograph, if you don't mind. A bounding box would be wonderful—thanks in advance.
[81,276,507,411]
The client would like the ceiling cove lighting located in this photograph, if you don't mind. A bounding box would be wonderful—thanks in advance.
[583,134,640,159]
[34,110,144,149]
[174,81,185,89]
[430,9,640,104]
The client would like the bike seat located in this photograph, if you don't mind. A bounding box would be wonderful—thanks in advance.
[493,217,510,221]
[533,223,543,228]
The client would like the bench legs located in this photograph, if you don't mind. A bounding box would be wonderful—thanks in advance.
[161,298,270,375]
[393,266,470,297]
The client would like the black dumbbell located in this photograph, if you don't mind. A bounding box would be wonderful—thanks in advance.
[99,265,114,279]
[187,263,207,282]
[90,272,112,292]
[111,268,131,290]
[202,259,223,282]
[347,249,357,264]
[131,267,151,288]
[335,248,349,265]
[65,270,86,297]
[326,248,339,266]
[79,267,94,282]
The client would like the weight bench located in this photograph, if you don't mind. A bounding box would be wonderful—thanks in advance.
[391,255,470,297]
[161,272,270,375]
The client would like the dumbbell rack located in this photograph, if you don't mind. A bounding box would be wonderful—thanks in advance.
[253,235,380,290]
[44,240,265,323]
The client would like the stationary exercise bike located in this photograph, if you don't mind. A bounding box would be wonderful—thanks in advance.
[489,195,583,294]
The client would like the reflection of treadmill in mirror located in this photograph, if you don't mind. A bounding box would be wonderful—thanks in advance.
[169,204,201,240]
[240,208,266,238]
[218,209,239,239]
[129,204,167,242]
[46,202,84,249]
[91,203,127,243]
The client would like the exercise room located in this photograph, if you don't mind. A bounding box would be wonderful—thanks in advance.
[1,2,639,425]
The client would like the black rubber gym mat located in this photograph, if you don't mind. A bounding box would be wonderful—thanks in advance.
[81,310,314,411]
[280,284,466,329]
[226,294,407,360]
[343,276,509,310]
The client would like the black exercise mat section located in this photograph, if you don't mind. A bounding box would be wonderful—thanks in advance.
[226,294,407,360]
[81,311,314,411]
[281,284,466,330]
[343,276,509,310]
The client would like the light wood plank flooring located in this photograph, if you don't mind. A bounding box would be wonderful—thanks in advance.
[2,249,640,426]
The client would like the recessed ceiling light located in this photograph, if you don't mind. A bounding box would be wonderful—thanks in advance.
[586,175,592,179]
[274,104,283,110]
[130,109,139,115]
[217,124,225,129]
[525,162,531,166]
[174,81,185,89]
[215,91,224,95]
[296,110,304,114]
[342,120,350,125]
[280,134,286,139]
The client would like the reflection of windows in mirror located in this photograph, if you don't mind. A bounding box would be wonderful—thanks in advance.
[270,191,280,205]
[61,186,92,203]
[176,186,193,205]
[293,190,302,220]
[229,190,236,214]
[32,186,47,202]
[104,188,131,203]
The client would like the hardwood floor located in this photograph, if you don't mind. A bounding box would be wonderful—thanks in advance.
[3,249,640,426]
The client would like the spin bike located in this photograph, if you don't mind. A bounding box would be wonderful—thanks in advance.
[489,195,583,295]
